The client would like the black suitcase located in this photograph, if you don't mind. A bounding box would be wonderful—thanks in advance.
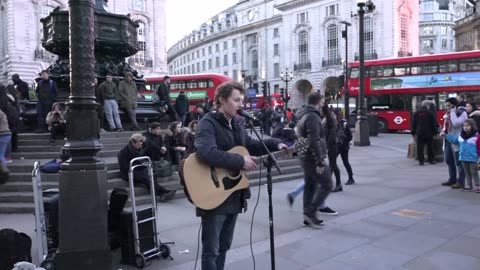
[108,188,129,250]
[119,207,157,266]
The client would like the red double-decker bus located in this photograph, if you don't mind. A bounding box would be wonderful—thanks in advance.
[348,50,480,132]
[141,73,231,105]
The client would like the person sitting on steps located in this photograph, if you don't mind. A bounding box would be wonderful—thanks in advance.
[46,102,66,143]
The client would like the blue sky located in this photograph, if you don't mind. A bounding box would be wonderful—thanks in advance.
[166,0,238,49]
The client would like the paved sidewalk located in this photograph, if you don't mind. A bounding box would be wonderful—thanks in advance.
[1,134,480,270]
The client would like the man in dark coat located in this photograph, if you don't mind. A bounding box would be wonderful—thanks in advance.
[143,122,169,161]
[35,70,57,133]
[11,74,29,101]
[185,104,205,127]
[412,100,438,165]
[117,133,175,202]
[156,75,177,121]
[194,81,286,270]
[295,92,333,228]
[174,90,189,125]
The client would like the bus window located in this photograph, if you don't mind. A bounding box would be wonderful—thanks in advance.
[171,81,186,90]
[420,63,438,74]
[383,66,394,77]
[198,81,208,88]
[208,80,214,88]
[459,58,480,71]
[439,61,458,73]
[187,81,197,88]
[410,65,420,75]
[371,66,383,77]
[349,68,359,78]
[393,66,408,76]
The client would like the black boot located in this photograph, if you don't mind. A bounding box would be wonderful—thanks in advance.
[345,178,355,185]
[332,185,343,192]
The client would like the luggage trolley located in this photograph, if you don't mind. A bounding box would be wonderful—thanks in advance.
[127,156,173,268]
[32,162,57,270]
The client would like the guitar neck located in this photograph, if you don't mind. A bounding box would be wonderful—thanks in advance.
[255,148,291,165]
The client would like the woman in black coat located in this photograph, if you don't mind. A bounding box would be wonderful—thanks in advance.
[334,109,355,185]
[164,121,186,166]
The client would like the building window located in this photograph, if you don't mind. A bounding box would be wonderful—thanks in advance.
[421,0,433,10]
[216,44,219,52]
[202,48,205,56]
[215,57,220,68]
[297,12,308,24]
[208,46,212,54]
[134,21,146,65]
[223,55,228,66]
[232,52,237,64]
[187,54,190,62]
[208,59,212,69]
[441,26,447,36]
[273,28,279,37]
[273,63,280,78]
[251,50,258,69]
[399,15,407,53]
[232,39,237,48]
[192,64,195,73]
[188,66,190,73]
[450,40,454,50]
[203,61,206,71]
[442,39,448,48]
[247,34,257,44]
[422,39,434,49]
[326,4,338,16]
[327,24,338,61]
[133,0,146,12]
[223,41,228,50]
[233,69,238,81]
[298,31,309,64]
[422,26,434,35]
[0,6,7,57]
[197,62,200,73]
[224,71,228,76]
[422,13,433,21]
[273,44,279,56]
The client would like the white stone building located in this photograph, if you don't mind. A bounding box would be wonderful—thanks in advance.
[0,0,167,86]
[167,0,420,108]
[419,0,469,55]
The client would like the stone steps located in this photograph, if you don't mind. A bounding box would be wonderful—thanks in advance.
[0,170,304,213]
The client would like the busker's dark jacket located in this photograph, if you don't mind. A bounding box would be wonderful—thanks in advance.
[117,143,144,181]
[194,111,282,216]
[295,105,328,164]
[143,131,169,161]
[412,106,438,138]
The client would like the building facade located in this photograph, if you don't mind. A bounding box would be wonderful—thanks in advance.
[0,0,167,86]
[167,0,419,108]
[454,1,480,51]
[419,0,469,55]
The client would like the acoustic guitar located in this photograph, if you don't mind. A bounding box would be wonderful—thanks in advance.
[183,138,308,210]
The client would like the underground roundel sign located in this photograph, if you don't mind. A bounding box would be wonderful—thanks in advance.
[393,116,404,125]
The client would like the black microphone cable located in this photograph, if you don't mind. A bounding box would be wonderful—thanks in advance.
[193,222,202,270]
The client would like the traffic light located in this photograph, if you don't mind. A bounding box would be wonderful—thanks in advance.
[280,88,285,99]
[261,81,267,98]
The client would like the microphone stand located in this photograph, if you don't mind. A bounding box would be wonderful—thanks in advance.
[246,118,281,270]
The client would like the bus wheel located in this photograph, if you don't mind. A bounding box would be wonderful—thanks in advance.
[378,119,388,133]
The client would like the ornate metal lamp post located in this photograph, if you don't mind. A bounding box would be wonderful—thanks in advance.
[354,0,375,147]
[55,0,111,268]
[280,68,293,116]
[340,20,351,118]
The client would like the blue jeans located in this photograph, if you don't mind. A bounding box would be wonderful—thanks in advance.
[289,181,328,209]
[0,134,12,165]
[201,214,237,270]
[444,140,465,185]
[103,99,122,129]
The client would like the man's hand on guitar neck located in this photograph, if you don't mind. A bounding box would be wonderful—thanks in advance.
[243,155,257,171]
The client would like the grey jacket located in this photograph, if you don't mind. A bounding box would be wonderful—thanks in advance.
[295,105,327,164]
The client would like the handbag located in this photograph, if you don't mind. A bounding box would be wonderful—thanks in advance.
[152,159,172,177]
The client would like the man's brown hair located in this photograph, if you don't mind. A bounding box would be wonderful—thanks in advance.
[214,81,245,107]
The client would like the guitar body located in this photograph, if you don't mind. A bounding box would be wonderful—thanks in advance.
[183,146,250,210]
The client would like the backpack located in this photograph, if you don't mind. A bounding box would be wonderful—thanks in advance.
[152,159,173,177]
[336,122,346,144]
[0,229,32,270]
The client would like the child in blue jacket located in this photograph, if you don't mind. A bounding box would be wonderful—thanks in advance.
[445,119,480,192]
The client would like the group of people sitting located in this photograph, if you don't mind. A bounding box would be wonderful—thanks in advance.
[116,120,198,202]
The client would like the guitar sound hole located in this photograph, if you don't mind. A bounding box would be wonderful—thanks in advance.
[227,170,240,177]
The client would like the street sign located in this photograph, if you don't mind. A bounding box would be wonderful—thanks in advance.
[247,87,257,98]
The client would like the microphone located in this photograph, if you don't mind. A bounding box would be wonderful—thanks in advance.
[237,109,259,122]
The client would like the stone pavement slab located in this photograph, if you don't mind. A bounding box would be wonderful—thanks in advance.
[3,134,480,270]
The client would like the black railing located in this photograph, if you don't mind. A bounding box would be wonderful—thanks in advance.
[354,51,378,61]
[322,57,342,67]
[398,51,413,57]
[293,61,312,71]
